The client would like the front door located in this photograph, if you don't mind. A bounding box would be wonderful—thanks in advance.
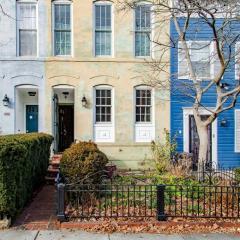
[189,115,212,168]
[58,105,74,152]
[26,105,38,133]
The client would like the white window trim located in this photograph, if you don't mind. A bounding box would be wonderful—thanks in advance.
[93,1,114,58]
[133,2,154,59]
[235,42,240,80]
[134,85,155,143]
[178,40,217,80]
[235,109,240,152]
[93,85,115,143]
[16,0,39,57]
[52,0,74,57]
[183,108,218,166]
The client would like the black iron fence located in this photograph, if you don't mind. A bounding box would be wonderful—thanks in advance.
[164,185,240,218]
[195,163,238,185]
[57,183,240,221]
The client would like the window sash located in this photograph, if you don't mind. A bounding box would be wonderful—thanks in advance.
[18,3,37,30]
[54,4,71,56]
[135,89,152,123]
[95,5,112,56]
[95,89,112,123]
[17,3,37,56]
[19,30,37,56]
[178,41,211,79]
[135,5,151,57]
[235,42,240,80]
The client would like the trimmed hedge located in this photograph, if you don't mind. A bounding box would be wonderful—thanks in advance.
[0,133,53,218]
[60,141,108,184]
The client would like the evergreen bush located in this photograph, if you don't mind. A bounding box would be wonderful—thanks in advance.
[60,141,109,184]
[0,133,53,218]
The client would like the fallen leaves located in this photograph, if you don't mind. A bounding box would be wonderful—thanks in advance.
[61,218,240,234]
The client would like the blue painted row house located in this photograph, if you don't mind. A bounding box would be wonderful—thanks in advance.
[170,18,240,168]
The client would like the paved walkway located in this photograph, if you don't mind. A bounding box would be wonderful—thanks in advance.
[0,230,240,240]
[13,185,58,230]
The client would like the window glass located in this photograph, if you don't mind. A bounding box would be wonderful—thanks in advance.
[18,3,37,56]
[135,5,151,57]
[95,5,112,56]
[136,89,152,123]
[178,41,211,79]
[95,89,112,123]
[54,4,71,56]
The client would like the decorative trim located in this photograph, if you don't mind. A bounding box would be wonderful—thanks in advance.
[182,108,218,165]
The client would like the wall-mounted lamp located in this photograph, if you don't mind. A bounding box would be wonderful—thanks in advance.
[2,94,10,107]
[28,91,36,97]
[62,92,69,99]
[82,96,87,108]
[220,118,228,127]
[219,82,230,91]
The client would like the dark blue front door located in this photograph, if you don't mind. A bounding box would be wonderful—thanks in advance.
[26,105,38,133]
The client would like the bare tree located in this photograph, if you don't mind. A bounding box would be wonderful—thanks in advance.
[118,0,240,170]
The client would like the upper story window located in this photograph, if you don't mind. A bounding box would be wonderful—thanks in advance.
[135,88,152,123]
[95,88,112,123]
[17,2,37,56]
[135,4,151,57]
[53,2,72,56]
[95,4,112,56]
[178,41,211,79]
[235,42,240,80]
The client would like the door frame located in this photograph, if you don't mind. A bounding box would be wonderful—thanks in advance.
[183,108,218,166]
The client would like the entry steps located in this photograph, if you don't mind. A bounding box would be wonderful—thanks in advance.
[45,154,62,185]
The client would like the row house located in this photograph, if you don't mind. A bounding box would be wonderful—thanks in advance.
[170,18,240,168]
[0,0,169,169]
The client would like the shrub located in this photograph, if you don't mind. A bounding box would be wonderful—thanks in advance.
[151,129,177,174]
[60,141,109,184]
[0,133,53,219]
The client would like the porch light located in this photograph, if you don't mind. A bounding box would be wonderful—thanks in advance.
[220,118,228,127]
[82,96,87,108]
[219,82,230,91]
[2,94,10,107]
[28,91,36,97]
[62,92,69,99]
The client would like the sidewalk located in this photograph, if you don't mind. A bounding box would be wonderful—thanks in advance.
[0,230,240,240]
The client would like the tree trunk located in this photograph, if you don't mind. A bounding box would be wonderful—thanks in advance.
[196,124,209,180]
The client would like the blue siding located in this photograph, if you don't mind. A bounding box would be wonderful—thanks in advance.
[170,18,240,168]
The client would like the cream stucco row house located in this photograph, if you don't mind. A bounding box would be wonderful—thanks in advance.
[0,0,169,169]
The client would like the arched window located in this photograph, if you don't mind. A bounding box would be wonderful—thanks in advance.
[134,85,155,142]
[17,0,38,56]
[93,85,114,142]
[135,85,152,123]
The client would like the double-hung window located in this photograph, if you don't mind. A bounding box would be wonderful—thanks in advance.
[136,89,152,123]
[135,5,151,57]
[54,3,71,56]
[235,42,240,80]
[95,4,112,56]
[178,41,211,79]
[95,89,112,123]
[94,86,114,142]
[17,2,37,56]
[135,86,155,142]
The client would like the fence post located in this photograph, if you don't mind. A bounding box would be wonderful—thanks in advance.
[57,183,66,222]
[157,184,166,221]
